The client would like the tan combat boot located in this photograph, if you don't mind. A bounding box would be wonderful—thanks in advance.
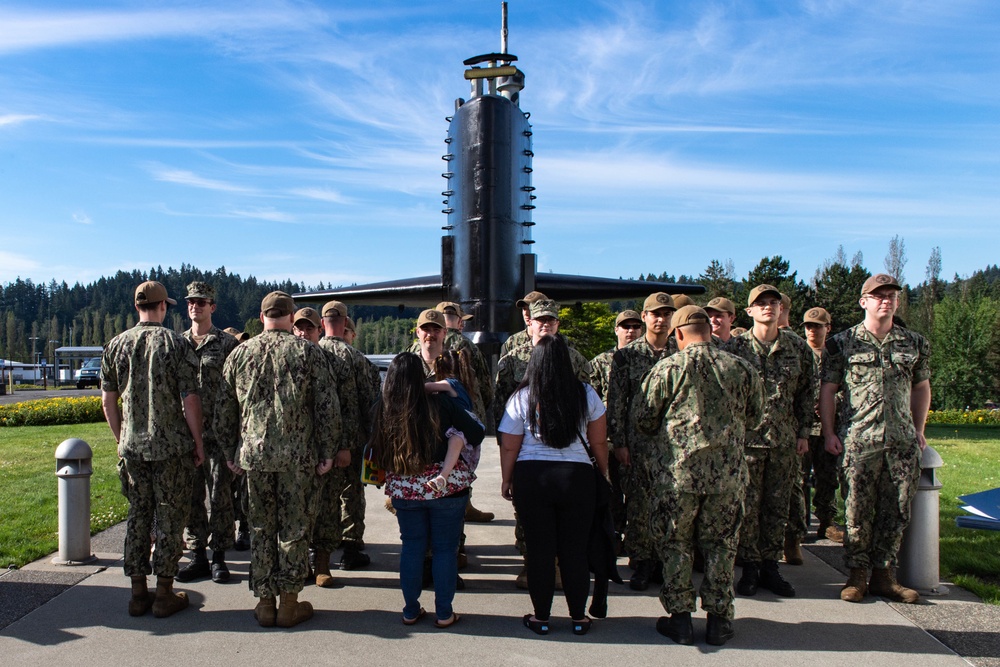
[840,567,868,602]
[314,550,334,588]
[784,534,804,565]
[869,568,920,603]
[465,499,495,523]
[825,524,845,543]
[128,575,154,617]
[254,596,277,627]
[152,576,189,618]
[277,591,314,628]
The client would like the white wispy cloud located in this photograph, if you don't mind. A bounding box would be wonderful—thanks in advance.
[0,113,42,127]
[288,187,352,204]
[148,165,256,193]
[72,211,92,225]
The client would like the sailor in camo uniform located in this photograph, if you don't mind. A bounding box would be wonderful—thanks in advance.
[634,306,763,647]
[590,309,643,545]
[724,284,815,599]
[320,300,379,570]
[606,292,677,591]
[290,306,357,587]
[176,281,239,584]
[102,280,205,618]
[219,291,342,628]
[820,274,931,605]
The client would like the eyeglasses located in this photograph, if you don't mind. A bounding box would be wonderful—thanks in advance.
[187,299,211,307]
[865,292,899,303]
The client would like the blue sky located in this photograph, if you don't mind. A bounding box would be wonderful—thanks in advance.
[1,0,998,291]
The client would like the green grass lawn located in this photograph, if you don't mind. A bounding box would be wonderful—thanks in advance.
[2,421,1000,604]
[928,424,1000,603]
[0,422,126,568]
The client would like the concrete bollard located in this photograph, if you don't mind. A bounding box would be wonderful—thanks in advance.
[898,445,945,594]
[52,438,97,565]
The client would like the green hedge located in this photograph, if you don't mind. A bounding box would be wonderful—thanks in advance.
[926,409,1000,426]
[0,396,104,427]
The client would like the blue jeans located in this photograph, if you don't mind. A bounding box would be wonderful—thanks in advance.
[392,494,467,621]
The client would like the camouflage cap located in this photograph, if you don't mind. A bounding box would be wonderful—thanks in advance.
[345,316,356,332]
[747,284,781,306]
[435,301,473,321]
[780,293,792,310]
[516,291,549,309]
[529,299,560,319]
[615,310,642,327]
[667,305,711,335]
[803,307,832,325]
[417,309,446,329]
[185,281,215,301]
[223,326,250,342]
[861,273,902,296]
[322,300,348,318]
[671,294,695,308]
[704,297,736,316]
[730,326,748,336]
[293,307,321,328]
[261,291,295,318]
[642,292,675,312]
[134,280,176,306]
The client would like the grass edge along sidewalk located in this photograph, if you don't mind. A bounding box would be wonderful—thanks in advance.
[1,417,999,604]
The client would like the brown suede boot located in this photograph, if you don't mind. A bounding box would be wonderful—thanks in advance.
[869,568,920,603]
[465,499,494,523]
[254,596,277,627]
[128,576,154,617]
[840,567,868,602]
[824,524,845,543]
[314,550,334,588]
[277,591,313,628]
[152,576,189,618]
[784,534,804,565]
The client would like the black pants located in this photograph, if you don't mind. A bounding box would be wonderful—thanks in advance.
[513,460,595,620]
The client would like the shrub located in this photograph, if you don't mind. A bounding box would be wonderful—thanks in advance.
[926,409,1000,426]
[0,396,105,427]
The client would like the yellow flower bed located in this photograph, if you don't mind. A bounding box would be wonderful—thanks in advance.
[0,396,105,427]
[926,409,1000,426]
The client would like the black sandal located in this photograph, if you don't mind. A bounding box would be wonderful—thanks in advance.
[523,614,549,635]
[572,617,592,635]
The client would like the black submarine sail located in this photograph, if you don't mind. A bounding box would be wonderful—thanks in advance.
[294,3,703,356]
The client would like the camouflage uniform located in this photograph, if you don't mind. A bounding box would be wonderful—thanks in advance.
[724,328,815,563]
[822,323,931,569]
[319,336,377,551]
[634,341,763,619]
[220,330,342,598]
[788,346,841,540]
[181,326,239,552]
[501,328,531,357]
[606,336,675,561]
[300,337,361,556]
[102,322,201,578]
[590,348,626,536]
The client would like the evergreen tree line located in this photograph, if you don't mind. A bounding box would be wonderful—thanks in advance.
[0,265,413,363]
[2,241,998,409]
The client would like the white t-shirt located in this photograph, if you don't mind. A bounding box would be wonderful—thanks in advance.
[498,383,606,465]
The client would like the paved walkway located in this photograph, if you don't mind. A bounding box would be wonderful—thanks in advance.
[2,439,997,667]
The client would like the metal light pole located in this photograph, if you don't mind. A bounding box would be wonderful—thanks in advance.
[48,340,59,388]
[29,336,41,386]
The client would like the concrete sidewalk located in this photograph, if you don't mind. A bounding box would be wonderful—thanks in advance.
[2,439,996,667]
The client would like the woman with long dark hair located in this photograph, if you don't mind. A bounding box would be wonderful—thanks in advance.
[499,335,609,636]
[371,353,484,628]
